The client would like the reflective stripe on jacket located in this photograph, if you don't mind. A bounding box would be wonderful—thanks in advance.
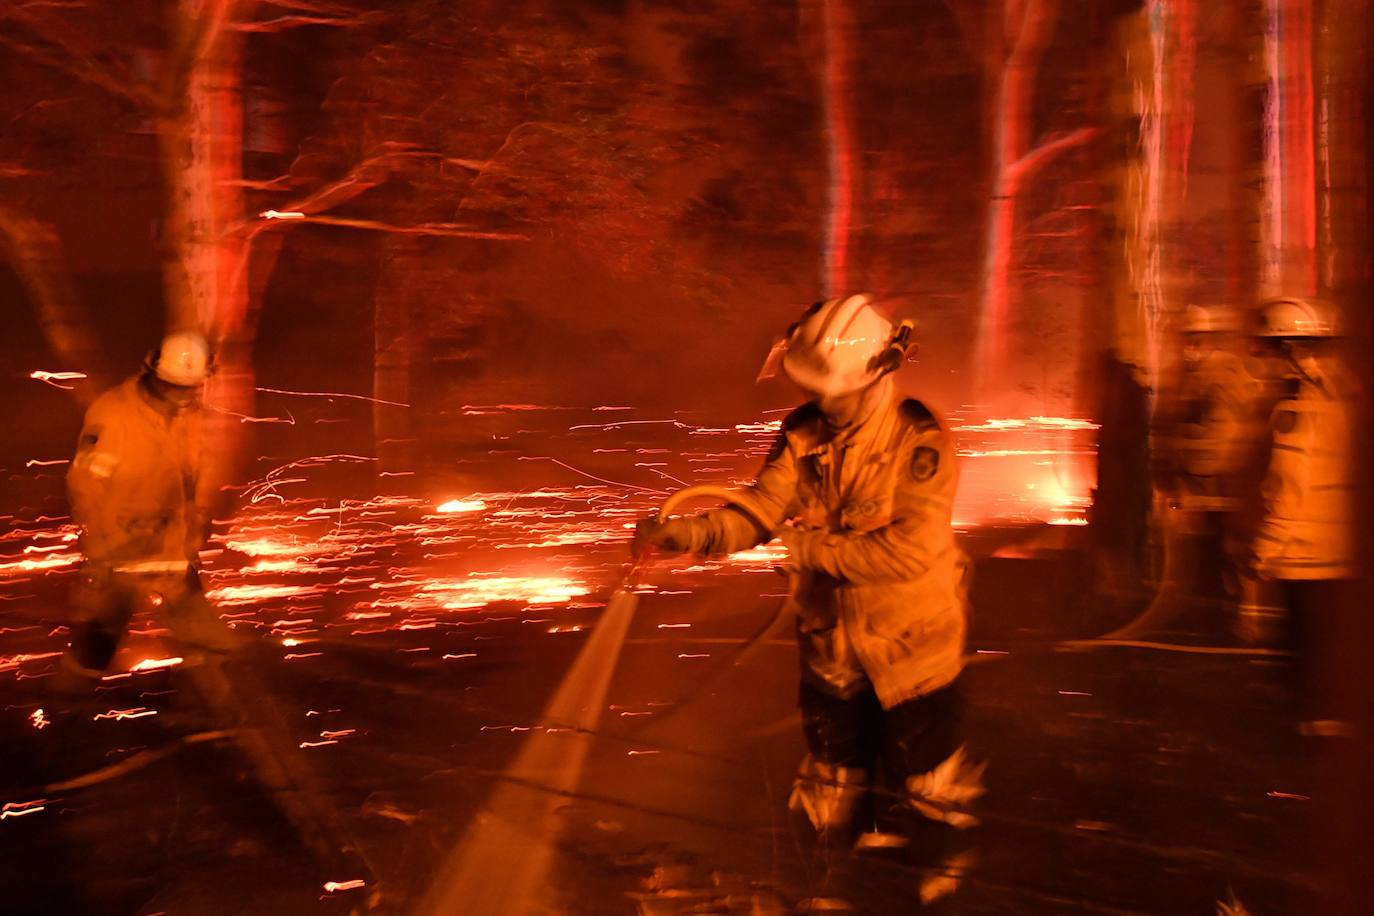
[676,393,967,708]
[67,375,207,568]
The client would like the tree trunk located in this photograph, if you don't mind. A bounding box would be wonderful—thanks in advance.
[373,238,419,475]
[0,207,108,402]
[161,0,252,500]
[974,0,1059,398]
[1261,0,1319,298]
[1315,0,1366,303]
[815,0,856,298]
[1312,4,1370,906]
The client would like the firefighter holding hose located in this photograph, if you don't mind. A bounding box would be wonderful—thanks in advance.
[633,295,983,879]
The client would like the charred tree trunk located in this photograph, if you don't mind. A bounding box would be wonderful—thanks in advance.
[373,238,419,475]
[1313,2,1370,909]
[815,0,856,298]
[1261,0,1319,298]
[0,207,108,402]
[799,0,858,298]
[161,0,253,497]
[971,0,1096,400]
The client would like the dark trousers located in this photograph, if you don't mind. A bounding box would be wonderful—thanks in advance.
[799,678,964,792]
[1278,578,1356,726]
[67,565,237,673]
[61,565,361,873]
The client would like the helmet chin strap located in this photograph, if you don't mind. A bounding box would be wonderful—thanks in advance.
[824,374,894,431]
[1281,341,1326,390]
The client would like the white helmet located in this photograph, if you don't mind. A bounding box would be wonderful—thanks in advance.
[1180,304,1241,334]
[153,331,211,386]
[768,294,911,397]
[1256,297,1336,338]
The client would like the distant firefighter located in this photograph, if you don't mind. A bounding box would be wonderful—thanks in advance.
[1168,304,1269,517]
[59,332,370,887]
[1149,305,1273,620]
[633,295,981,896]
[63,330,220,681]
[1245,297,1361,733]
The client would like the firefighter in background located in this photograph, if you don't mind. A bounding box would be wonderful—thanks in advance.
[633,295,982,898]
[59,332,370,888]
[1245,297,1361,734]
[1151,305,1272,619]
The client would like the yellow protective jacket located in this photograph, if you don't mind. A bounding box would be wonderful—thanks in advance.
[1253,369,1359,580]
[675,393,967,709]
[67,375,209,571]
[1178,352,1268,478]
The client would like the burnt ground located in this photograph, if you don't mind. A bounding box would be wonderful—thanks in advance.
[0,407,1311,915]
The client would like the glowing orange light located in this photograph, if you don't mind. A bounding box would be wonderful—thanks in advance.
[1,799,47,820]
[29,370,87,390]
[419,576,589,609]
[130,656,184,673]
[0,553,81,576]
[323,879,367,893]
[1,652,61,672]
[435,498,487,514]
[29,708,49,730]
[93,707,157,721]
[206,583,321,605]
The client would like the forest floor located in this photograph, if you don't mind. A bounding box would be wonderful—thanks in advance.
[0,407,1310,914]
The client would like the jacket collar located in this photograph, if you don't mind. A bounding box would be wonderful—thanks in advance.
[796,387,901,459]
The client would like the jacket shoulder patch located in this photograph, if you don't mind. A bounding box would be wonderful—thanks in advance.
[910,446,940,482]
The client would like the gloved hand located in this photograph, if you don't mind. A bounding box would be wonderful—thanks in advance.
[776,525,811,558]
[632,517,696,557]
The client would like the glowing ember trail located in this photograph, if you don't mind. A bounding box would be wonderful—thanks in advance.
[435,499,487,514]
[29,370,87,389]
[0,800,48,821]
[418,576,591,610]
[0,402,1098,903]
[129,656,184,673]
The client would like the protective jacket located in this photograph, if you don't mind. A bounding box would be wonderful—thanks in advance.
[1153,350,1269,511]
[67,375,209,571]
[1253,367,1358,580]
[672,393,967,708]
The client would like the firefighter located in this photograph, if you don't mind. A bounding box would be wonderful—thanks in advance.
[1245,297,1360,734]
[1151,305,1272,619]
[633,295,983,888]
[1171,305,1267,516]
[61,331,220,684]
[58,332,372,890]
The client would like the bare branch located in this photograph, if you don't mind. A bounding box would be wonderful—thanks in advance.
[230,12,378,32]
[0,29,162,108]
[230,175,297,191]
[160,0,239,109]
[444,157,497,173]
[1005,126,1099,185]
[260,0,362,15]
[0,161,42,178]
[280,147,445,214]
[224,147,463,242]
[0,204,108,399]
[272,213,527,240]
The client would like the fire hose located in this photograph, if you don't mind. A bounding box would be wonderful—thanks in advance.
[642,484,1283,732]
